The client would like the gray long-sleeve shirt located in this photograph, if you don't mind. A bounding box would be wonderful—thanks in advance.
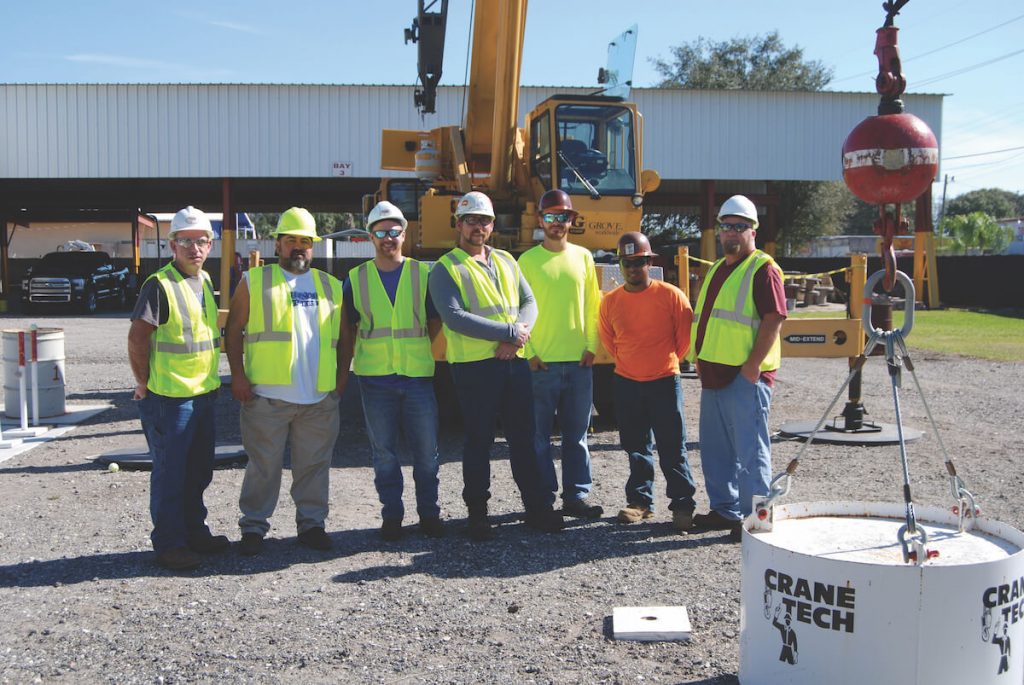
[428,248,537,342]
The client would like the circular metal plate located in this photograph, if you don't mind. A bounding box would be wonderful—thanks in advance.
[778,419,923,445]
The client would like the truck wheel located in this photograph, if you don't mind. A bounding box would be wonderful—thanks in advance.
[81,288,98,314]
[115,286,128,310]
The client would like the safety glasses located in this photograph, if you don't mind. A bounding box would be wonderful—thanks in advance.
[460,215,493,227]
[620,256,651,269]
[717,221,753,233]
[372,228,404,239]
[541,212,572,224]
[172,236,212,248]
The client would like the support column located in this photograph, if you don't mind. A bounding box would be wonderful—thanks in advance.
[913,186,940,308]
[220,178,236,309]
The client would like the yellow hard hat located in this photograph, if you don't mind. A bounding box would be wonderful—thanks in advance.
[273,207,320,241]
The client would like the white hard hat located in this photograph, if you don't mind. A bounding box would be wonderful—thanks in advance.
[455,191,495,219]
[366,201,408,231]
[169,206,214,238]
[717,195,759,229]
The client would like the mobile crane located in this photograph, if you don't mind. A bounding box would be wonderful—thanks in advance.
[369,0,661,259]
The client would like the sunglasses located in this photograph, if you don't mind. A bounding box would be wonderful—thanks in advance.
[717,221,753,233]
[460,215,493,227]
[172,236,212,248]
[541,212,572,224]
[620,256,651,269]
[372,228,404,239]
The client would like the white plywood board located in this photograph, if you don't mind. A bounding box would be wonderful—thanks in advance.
[613,606,691,641]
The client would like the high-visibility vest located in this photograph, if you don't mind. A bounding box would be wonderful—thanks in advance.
[350,259,433,377]
[692,250,782,371]
[437,247,522,363]
[147,262,221,398]
[244,264,342,392]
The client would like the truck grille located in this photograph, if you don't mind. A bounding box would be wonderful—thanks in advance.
[29,277,72,303]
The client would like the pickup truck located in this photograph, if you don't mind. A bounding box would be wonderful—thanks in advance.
[21,251,133,314]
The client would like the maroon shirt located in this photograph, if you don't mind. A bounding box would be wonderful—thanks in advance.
[694,255,787,390]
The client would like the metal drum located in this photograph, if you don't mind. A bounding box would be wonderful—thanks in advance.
[740,501,1024,684]
[3,328,66,418]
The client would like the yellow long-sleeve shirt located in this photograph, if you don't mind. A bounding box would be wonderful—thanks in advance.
[518,242,601,362]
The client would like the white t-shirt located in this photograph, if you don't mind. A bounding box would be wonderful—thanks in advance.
[243,269,326,405]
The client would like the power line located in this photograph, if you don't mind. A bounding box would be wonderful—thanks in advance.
[944,145,1024,161]
[832,12,1024,84]
[914,47,1024,88]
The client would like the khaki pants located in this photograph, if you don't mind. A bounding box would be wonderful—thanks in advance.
[238,393,340,536]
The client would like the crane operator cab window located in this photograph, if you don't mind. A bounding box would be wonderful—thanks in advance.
[552,104,637,196]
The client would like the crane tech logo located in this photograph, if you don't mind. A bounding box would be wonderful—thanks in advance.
[981,576,1022,676]
[763,568,857,666]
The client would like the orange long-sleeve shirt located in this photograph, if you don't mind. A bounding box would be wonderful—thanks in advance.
[598,280,693,382]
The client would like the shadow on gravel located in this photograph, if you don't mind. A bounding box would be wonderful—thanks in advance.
[332,519,737,584]
[589,441,700,453]
[0,462,97,475]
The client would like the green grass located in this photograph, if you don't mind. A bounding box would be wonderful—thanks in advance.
[787,307,1024,361]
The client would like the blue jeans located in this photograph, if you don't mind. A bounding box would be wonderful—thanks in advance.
[449,358,556,512]
[699,374,773,519]
[138,390,217,553]
[531,362,593,503]
[358,377,441,522]
[613,374,696,512]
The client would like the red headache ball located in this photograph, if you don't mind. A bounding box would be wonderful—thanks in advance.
[842,112,938,204]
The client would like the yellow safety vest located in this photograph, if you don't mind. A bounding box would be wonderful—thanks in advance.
[692,250,782,371]
[244,264,342,392]
[350,259,433,377]
[147,262,221,398]
[437,247,522,363]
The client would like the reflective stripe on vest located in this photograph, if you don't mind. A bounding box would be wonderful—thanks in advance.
[147,262,221,397]
[351,260,434,377]
[692,250,781,371]
[244,264,342,392]
[438,248,522,363]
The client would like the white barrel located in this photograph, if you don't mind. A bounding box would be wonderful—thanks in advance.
[3,328,66,418]
[414,139,441,180]
[740,501,1024,684]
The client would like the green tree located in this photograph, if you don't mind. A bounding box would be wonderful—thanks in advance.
[652,32,849,253]
[653,32,833,91]
[938,211,1013,254]
[946,189,1019,220]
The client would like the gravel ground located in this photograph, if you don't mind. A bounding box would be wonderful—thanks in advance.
[0,311,1020,684]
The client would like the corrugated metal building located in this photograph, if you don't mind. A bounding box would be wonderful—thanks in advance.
[0,84,942,209]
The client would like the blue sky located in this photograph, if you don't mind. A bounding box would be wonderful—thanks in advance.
[2,0,1022,201]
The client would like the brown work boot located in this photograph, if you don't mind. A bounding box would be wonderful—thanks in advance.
[617,503,654,524]
[155,546,201,571]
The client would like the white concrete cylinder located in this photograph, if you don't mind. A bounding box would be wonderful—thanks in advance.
[740,501,1024,684]
[3,328,66,418]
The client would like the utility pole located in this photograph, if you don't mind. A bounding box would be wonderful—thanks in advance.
[937,174,953,240]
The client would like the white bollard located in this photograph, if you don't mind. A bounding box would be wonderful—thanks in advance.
[30,325,39,427]
[5,330,48,439]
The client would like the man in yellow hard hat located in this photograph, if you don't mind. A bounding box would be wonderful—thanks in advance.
[128,206,227,571]
[225,207,344,556]
[339,201,444,542]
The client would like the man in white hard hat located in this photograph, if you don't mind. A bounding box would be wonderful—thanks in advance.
[128,206,227,571]
[339,201,444,542]
[225,207,344,556]
[691,195,787,542]
[429,191,562,540]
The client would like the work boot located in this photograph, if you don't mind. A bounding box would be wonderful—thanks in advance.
[238,532,264,557]
[467,506,495,542]
[692,510,741,531]
[419,517,445,538]
[381,519,404,542]
[187,534,231,554]
[672,509,694,533]
[155,546,201,571]
[562,498,604,519]
[525,507,564,533]
[617,503,654,524]
[297,527,332,551]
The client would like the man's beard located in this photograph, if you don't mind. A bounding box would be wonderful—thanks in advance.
[723,241,742,255]
[280,251,311,273]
